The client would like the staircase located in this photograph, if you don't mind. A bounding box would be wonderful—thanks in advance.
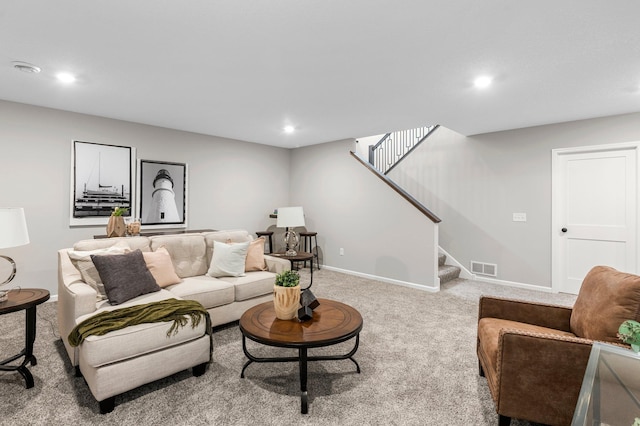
[438,253,461,285]
[369,125,439,175]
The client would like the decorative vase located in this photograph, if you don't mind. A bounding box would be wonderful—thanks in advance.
[273,284,301,320]
[127,218,141,236]
[106,216,126,238]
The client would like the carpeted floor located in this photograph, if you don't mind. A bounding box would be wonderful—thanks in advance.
[0,269,577,425]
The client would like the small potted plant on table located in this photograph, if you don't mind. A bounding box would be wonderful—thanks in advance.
[273,270,300,320]
[106,207,128,238]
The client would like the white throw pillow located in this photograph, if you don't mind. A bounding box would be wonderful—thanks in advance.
[207,240,250,277]
[67,241,129,299]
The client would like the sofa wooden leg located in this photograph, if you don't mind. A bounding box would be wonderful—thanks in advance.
[498,414,511,426]
[192,362,207,377]
[99,397,115,414]
[478,360,485,377]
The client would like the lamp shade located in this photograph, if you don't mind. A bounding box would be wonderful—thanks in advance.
[0,208,30,249]
[276,206,305,228]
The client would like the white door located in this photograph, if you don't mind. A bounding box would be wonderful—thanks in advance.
[552,143,639,294]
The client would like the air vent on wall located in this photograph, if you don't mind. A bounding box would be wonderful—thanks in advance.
[470,261,498,277]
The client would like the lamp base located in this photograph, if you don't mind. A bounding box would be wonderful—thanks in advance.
[283,230,300,257]
[0,255,17,286]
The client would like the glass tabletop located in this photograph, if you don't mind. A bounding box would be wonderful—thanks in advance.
[572,342,640,426]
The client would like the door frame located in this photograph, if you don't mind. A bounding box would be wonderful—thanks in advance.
[551,141,640,292]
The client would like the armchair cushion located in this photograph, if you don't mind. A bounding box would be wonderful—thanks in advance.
[570,266,640,342]
[478,317,576,384]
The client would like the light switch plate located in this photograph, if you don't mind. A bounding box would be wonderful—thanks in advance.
[513,212,527,222]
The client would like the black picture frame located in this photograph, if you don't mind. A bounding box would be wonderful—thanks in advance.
[138,159,187,228]
[70,140,134,226]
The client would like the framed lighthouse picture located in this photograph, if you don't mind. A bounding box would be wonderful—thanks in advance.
[138,159,187,228]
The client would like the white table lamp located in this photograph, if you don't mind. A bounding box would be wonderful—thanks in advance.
[276,206,305,256]
[0,208,30,301]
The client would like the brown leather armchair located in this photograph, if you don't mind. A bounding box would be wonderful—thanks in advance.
[477,266,640,426]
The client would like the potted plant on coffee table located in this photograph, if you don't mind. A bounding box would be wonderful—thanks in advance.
[273,270,300,320]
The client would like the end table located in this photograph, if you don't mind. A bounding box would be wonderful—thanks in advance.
[270,251,314,287]
[0,288,50,388]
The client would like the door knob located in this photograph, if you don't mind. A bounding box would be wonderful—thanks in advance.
[561,228,567,233]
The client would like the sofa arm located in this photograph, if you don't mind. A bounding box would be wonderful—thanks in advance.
[57,250,98,332]
[495,329,594,425]
[264,255,291,274]
[479,296,573,332]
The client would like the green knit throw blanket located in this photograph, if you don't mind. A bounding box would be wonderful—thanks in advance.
[68,298,210,347]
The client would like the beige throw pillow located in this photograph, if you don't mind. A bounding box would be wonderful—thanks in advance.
[245,237,267,272]
[142,247,182,288]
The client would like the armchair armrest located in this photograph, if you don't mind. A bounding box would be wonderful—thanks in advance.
[495,329,594,424]
[479,295,573,332]
[264,254,291,274]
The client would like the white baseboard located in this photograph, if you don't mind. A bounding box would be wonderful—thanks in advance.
[472,276,555,293]
[322,265,440,293]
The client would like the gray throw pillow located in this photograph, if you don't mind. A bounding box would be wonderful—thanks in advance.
[91,249,161,305]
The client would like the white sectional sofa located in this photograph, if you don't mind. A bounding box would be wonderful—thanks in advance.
[57,229,290,413]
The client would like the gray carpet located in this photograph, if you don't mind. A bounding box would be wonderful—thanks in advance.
[0,269,577,425]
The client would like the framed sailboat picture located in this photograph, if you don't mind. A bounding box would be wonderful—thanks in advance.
[70,140,136,226]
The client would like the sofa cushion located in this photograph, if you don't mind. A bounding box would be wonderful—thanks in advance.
[73,236,151,252]
[67,241,130,300]
[142,247,182,288]
[92,249,161,305]
[570,266,640,342]
[207,240,250,278]
[150,234,208,278]
[217,271,276,302]
[75,290,206,367]
[167,275,234,309]
[245,237,267,272]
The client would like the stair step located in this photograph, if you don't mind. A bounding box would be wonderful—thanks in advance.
[438,253,446,266]
[439,264,461,285]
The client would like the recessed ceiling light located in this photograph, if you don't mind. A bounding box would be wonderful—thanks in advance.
[284,125,295,134]
[12,61,41,74]
[474,76,493,89]
[56,72,76,84]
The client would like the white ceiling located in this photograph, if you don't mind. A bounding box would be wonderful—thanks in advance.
[1,1,639,148]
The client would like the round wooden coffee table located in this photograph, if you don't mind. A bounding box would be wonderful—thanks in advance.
[239,298,363,414]
[0,288,50,388]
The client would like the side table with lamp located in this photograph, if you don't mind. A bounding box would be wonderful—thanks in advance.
[275,207,319,321]
[0,208,50,388]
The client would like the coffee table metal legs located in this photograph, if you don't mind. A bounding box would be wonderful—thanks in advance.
[240,334,361,414]
[0,306,38,388]
[300,347,308,413]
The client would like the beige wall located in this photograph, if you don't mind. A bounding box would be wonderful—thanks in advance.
[389,112,640,288]
[0,100,290,296]
[4,97,637,296]
[289,139,439,290]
